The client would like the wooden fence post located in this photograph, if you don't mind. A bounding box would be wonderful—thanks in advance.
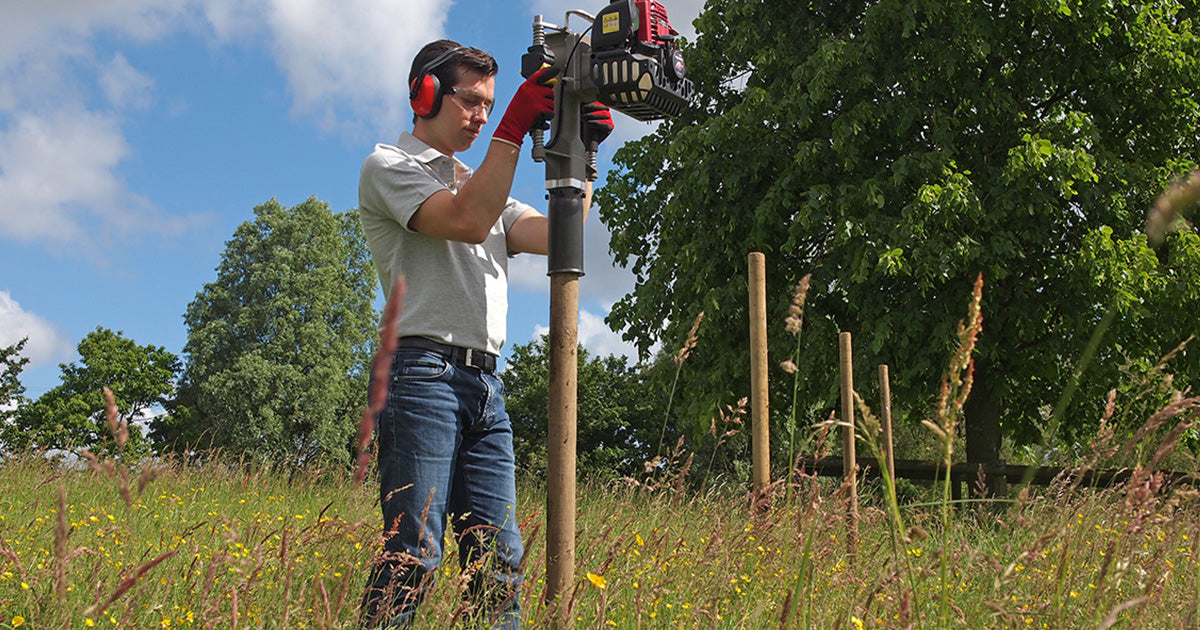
[546,274,578,630]
[838,332,859,562]
[748,253,771,501]
[879,364,895,488]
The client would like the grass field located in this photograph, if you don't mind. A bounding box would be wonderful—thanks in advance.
[2,438,1199,629]
[4,276,1199,628]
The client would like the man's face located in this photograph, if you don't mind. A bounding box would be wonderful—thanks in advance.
[425,69,496,155]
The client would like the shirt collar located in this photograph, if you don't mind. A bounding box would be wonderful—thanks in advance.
[396,131,443,163]
[396,131,473,181]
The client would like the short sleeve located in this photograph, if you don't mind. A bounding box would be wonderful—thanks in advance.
[359,145,449,231]
[501,197,537,232]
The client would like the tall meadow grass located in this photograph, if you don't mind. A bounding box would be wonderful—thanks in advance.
[3,444,1200,628]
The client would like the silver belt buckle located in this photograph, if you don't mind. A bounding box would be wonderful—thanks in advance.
[464,348,476,367]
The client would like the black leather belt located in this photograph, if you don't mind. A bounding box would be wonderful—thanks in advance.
[399,336,497,373]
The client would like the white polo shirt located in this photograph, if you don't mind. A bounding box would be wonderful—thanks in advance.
[358,132,534,356]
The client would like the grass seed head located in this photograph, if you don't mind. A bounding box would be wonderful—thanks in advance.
[674,310,705,366]
[101,387,127,450]
[785,274,811,336]
[356,275,406,485]
[1147,169,1200,247]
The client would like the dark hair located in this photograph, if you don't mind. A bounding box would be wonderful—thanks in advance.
[408,39,498,96]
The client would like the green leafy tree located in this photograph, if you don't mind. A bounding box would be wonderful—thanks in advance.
[596,0,1200,473]
[1,338,30,428]
[2,328,179,455]
[159,197,378,467]
[502,337,663,479]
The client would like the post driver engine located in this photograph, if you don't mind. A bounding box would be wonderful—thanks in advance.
[521,0,694,275]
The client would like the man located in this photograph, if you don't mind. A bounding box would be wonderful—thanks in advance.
[357,40,612,629]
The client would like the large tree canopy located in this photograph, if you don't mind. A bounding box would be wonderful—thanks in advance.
[596,0,1200,467]
[159,197,378,467]
[2,328,179,455]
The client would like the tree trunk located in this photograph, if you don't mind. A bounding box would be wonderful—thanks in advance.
[963,357,1007,498]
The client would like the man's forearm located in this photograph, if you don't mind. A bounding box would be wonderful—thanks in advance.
[447,139,523,238]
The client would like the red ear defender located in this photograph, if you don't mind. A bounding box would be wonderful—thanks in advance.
[409,46,465,119]
[410,73,441,118]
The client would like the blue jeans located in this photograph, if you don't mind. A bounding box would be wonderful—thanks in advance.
[361,348,523,629]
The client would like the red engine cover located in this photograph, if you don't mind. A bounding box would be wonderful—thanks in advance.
[635,0,679,45]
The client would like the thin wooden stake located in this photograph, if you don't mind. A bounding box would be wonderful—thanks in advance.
[879,364,895,488]
[748,253,771,501]
[839,332,859,563]
[546,273,578,630]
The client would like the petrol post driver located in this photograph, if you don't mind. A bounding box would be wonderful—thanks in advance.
[523,0,694,275]
[526,2,693,627]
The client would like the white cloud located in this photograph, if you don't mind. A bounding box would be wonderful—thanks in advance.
[0,1,196,253]
[578,308,638,360]
[198,0,452,134]
[199,0,267,41]
[0,108,126,245]
[507,215,638,304]
[531,306,644,363]
[98,53,155,110]
[507,252,546,292]
[0,107,189,251]
[0,291,74,370]
[261,0,451,135]
[0,1,185,68]
[0,0,452,253]
[607,116,664,148]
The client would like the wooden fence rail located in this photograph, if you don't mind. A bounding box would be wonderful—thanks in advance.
[795,456,1200,501]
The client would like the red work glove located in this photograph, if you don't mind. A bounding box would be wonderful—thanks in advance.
[582,102,614,147]
[492,66,559,149]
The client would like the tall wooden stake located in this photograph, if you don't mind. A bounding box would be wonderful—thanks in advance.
[879,364,895,488]
[546,274,578,630]
[838,332,859,562]
[748,253,771,499]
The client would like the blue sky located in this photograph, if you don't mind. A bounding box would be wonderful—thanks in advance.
[0,0,706,399]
